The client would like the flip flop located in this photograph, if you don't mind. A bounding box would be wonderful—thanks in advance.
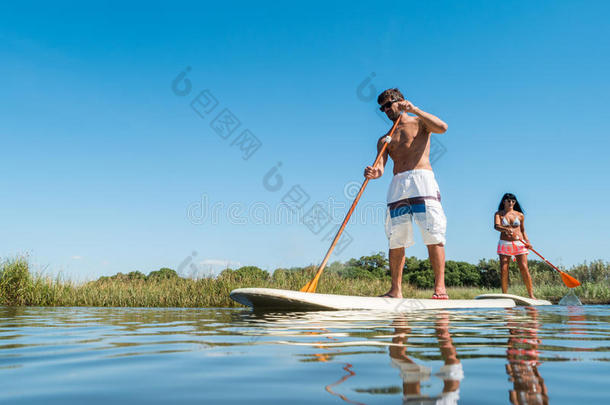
[432,293,449,300]
[379,293,399,298]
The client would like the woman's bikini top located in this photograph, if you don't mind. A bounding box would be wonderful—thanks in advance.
[501,216,521,227]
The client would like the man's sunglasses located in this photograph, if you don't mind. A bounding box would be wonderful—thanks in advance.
[379,99,400,111]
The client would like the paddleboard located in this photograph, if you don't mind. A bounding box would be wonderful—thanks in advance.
[475,293,552,306]
[230,288,517,312]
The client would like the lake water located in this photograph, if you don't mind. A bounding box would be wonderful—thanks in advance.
[1,305,609,404]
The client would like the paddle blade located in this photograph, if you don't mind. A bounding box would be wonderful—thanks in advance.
[300,273,320,293]
[307,277,319,293]
[300,280,313,292]
[560,271,580,288]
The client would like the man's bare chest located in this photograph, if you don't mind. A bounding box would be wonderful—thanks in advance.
[387,131,427,154]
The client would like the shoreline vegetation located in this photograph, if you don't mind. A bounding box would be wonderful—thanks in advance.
[1,254,609,307]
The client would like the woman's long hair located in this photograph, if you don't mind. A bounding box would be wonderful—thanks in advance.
[498,193,524,213]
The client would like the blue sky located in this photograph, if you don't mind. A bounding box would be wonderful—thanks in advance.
[1,1,608,280]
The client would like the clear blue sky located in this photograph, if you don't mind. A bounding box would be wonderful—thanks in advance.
[1,1,608,280]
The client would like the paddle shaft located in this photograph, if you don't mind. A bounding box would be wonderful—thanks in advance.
[308,177,371,284]
[301,115,403,292]
[519,238,580,287]
[519,239,561,273]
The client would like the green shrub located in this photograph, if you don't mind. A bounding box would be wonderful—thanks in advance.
[339,266,380,279]
[344,252,389,279]
[234,266,269,281]
[127,271,147,281]
[148,268,179,280]
[0,257,32,305]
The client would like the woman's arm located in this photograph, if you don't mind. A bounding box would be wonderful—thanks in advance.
[520,214,531,247]
[494,212,512,236]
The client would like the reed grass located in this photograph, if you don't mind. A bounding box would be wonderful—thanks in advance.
[1,256,609,307]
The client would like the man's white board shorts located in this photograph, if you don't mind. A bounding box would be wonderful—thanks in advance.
[385,169,447,249]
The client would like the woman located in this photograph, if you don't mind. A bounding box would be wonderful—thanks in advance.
[494,193,535,299]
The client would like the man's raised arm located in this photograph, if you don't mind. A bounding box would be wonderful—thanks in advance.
[398,100,448,134]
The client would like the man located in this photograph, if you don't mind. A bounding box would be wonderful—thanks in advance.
[364,88,449,299]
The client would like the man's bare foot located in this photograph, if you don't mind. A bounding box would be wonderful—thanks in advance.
[379,291,402,298]
[432,290,449,300]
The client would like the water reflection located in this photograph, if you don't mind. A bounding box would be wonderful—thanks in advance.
[268,311,465,404]
[1,306,609,404]
[325,362,365,405]
[566,306,587,336]
[389,312,462,404]
[235,308,610,404]
[506,308,548,405]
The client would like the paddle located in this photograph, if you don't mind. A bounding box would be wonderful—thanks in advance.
[519,239,580,288]
[300,114,403,293]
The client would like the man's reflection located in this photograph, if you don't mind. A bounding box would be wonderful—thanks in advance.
[505,307,548,405]
[389,311,463,404]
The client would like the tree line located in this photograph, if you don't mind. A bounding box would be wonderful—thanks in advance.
[98,253,609,289]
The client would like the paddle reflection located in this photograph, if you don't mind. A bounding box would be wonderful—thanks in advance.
[325,362,366,405]
[304,327,366,405]
[566,306,587,336]
[505,307,548,405]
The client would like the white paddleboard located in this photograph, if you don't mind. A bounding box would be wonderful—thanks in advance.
[230,288,517,312]
[475,293,552,306]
